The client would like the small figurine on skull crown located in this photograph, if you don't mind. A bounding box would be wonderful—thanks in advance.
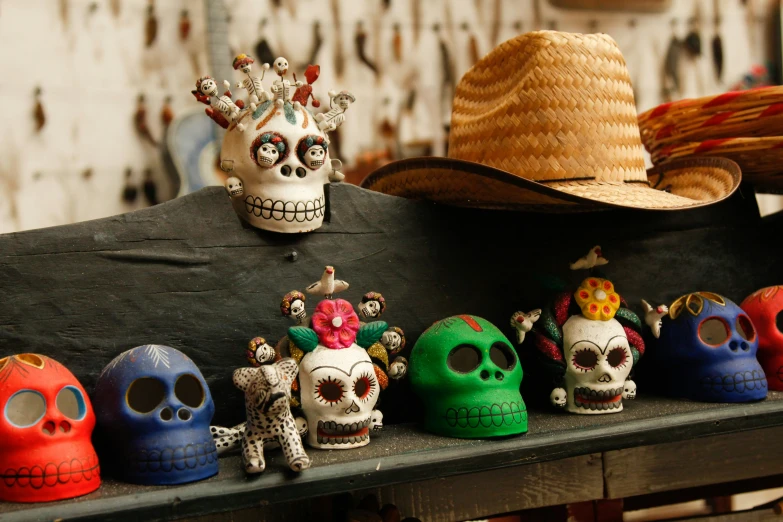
[292,65,321,108]
[233,54,270,107]
[315,90,355,136]
[510,309,541,344]
[271,57,303,108]
[306,265,349,299]
[358,291,386,320]
[281,290,308,325]
[193,76,245,131]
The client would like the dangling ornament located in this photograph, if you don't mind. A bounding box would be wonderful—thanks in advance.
[122,167,137,203]
[160,95,174,128]
[145,1,158,48]
[134,94,158,146]
[33,87,46,133]
[179,9,191,42]
[143,168,158,206]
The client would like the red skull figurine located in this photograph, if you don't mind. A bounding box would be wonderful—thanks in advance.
[0,354,100,502]
[742,286,783,390]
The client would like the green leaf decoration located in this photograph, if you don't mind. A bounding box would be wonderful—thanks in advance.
[288,327,319,353]
[284,102,296,124]
[252,100,273,119]
[356,321,388,349]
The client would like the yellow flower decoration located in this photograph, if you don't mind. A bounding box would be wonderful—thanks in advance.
[574,278,621,321]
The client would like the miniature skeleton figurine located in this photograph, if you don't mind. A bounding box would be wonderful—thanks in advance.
[641,300,669,339]
[270,57,302,108]
[358,291,386,320]
[570,246,608,271]
[315,90,355,135]
[306,265,349,299]
[233,54,270,106]
[381,326,405,355]
[195,76,245,131]
[296,135,328,171]
[510,309,542,344]
[253,133,286,168]
[247,337,276,367]
[281,290,307,325]
[232,359,311,473]
[389,356,408,379]
[550,388,567,408]
[225,176,243,197]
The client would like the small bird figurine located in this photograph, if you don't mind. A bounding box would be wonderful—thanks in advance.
[306,266,349,299]
[569,245,608,271]
[641,300,669,339]
[510,309,541,344]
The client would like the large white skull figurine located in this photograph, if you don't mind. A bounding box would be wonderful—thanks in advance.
[562,316,633,414]
[299,345,379,449]
[220,104,336,233]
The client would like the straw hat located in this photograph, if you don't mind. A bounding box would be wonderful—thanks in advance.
[361,31,741,211]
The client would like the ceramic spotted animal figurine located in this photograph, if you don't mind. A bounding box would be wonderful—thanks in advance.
[232,359,310,473]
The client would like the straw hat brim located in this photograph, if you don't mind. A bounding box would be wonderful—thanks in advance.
[360,156,742,211]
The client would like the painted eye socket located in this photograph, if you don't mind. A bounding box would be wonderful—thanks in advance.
[489,342,516,370]
[353,373,376,400]
[175,374,205,408]
[56,386,87,421]
[448,344,481,373]
[5,390,46,427]
[572,349,598,371]
[699,317,730,346]
[736,315,756,342]
[127,377,166,413]
[316,377,345,404]
[607,347,627,368]
[281,165,292,176]
[295,167,307,178]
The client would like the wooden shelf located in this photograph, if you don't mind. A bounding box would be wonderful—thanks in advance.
[3,394,783,521]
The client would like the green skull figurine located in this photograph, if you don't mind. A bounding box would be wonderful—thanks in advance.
[409,315,527,438]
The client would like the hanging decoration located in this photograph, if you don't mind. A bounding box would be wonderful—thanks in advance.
[33,87,46,133]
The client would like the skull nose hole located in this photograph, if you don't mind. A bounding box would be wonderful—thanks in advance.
[296,167,307,178]
[177,408,192,421]
[480,370,490,380]
[729,341,739,351]
[495,371,504,381]
[741,342,750,351]
[42,420,55,435]
[59,421,71,433]
[160,407,174,421]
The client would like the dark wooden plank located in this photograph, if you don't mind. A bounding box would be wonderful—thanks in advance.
[4,396,783,521]
[0,183,779,426]
[604,425,783,498]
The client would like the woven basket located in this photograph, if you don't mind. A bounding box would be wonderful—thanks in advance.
[639,87,783,151]
[652,137,783,192]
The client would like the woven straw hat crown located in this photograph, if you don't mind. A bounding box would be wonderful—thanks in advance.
[449,31,648,186]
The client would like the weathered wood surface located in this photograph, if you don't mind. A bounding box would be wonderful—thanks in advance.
[1,183,780,425]
[604,425,783,498]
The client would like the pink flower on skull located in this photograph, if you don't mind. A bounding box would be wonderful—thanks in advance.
[311,299,360,349]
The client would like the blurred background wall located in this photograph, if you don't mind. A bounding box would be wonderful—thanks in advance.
[0,0,779,234]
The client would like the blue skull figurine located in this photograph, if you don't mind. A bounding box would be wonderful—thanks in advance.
[652,292,767,402]
[93,345,218,485]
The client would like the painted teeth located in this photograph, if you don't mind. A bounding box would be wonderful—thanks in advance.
[701,371,768,394]
[244,195,324,222]
[443,402,527,428]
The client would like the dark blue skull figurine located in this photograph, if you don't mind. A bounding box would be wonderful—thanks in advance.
[93,345,218,485]
[653,292,767,402]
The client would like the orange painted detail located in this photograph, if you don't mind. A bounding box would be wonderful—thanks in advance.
[457,315,483,332]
